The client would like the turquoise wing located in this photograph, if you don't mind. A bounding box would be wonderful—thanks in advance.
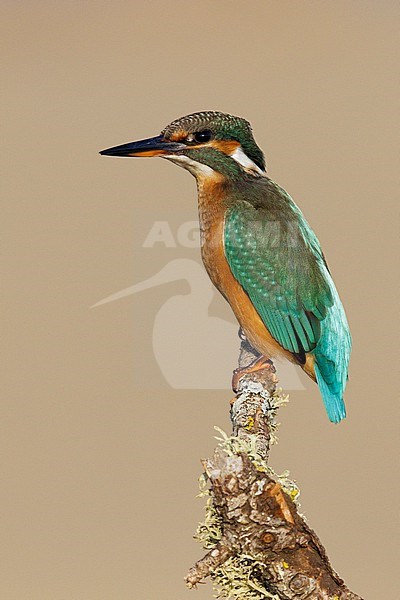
[224,201,351,423]
[224,204,333,356]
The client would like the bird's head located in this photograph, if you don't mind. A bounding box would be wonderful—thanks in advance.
[100,111,266,180]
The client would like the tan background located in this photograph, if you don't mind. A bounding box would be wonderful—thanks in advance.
[2,2,399,599]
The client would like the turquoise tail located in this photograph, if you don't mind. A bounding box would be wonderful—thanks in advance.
[312,266,351,424]
[314,363,346,423]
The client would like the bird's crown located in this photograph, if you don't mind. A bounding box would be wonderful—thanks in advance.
[162,111,266,172]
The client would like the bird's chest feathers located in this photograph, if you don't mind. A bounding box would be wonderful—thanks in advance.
[195,178,294,363]
[196,178,230,291]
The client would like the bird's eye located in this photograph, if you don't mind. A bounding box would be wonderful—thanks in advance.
[193,130,212,143]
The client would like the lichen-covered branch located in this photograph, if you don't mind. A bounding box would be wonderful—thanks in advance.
[186,336,363,600]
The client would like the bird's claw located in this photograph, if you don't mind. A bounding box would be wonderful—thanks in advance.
[232,356,275,392]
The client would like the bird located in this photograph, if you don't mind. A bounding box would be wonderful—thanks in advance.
[100,111,351,423]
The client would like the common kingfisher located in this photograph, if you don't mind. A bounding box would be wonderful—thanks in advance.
[100,111,351,423]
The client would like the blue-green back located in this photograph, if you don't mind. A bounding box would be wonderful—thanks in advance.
[224,179,351,422]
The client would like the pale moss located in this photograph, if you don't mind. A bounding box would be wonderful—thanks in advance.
[194,390,300,599]
[213,425,300,503]
[267,387,290,446]
[211,555,280,600]
[194,493,222,549]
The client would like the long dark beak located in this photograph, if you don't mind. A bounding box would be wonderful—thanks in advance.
[99,135,186,157]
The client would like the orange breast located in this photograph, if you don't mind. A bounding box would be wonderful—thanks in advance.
[196,177,295,363]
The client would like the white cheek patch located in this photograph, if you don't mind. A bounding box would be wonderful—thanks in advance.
[163,154,216,177]
[230,146,265,176]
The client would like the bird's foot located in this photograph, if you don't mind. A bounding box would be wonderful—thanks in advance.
[232,356,277,393]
